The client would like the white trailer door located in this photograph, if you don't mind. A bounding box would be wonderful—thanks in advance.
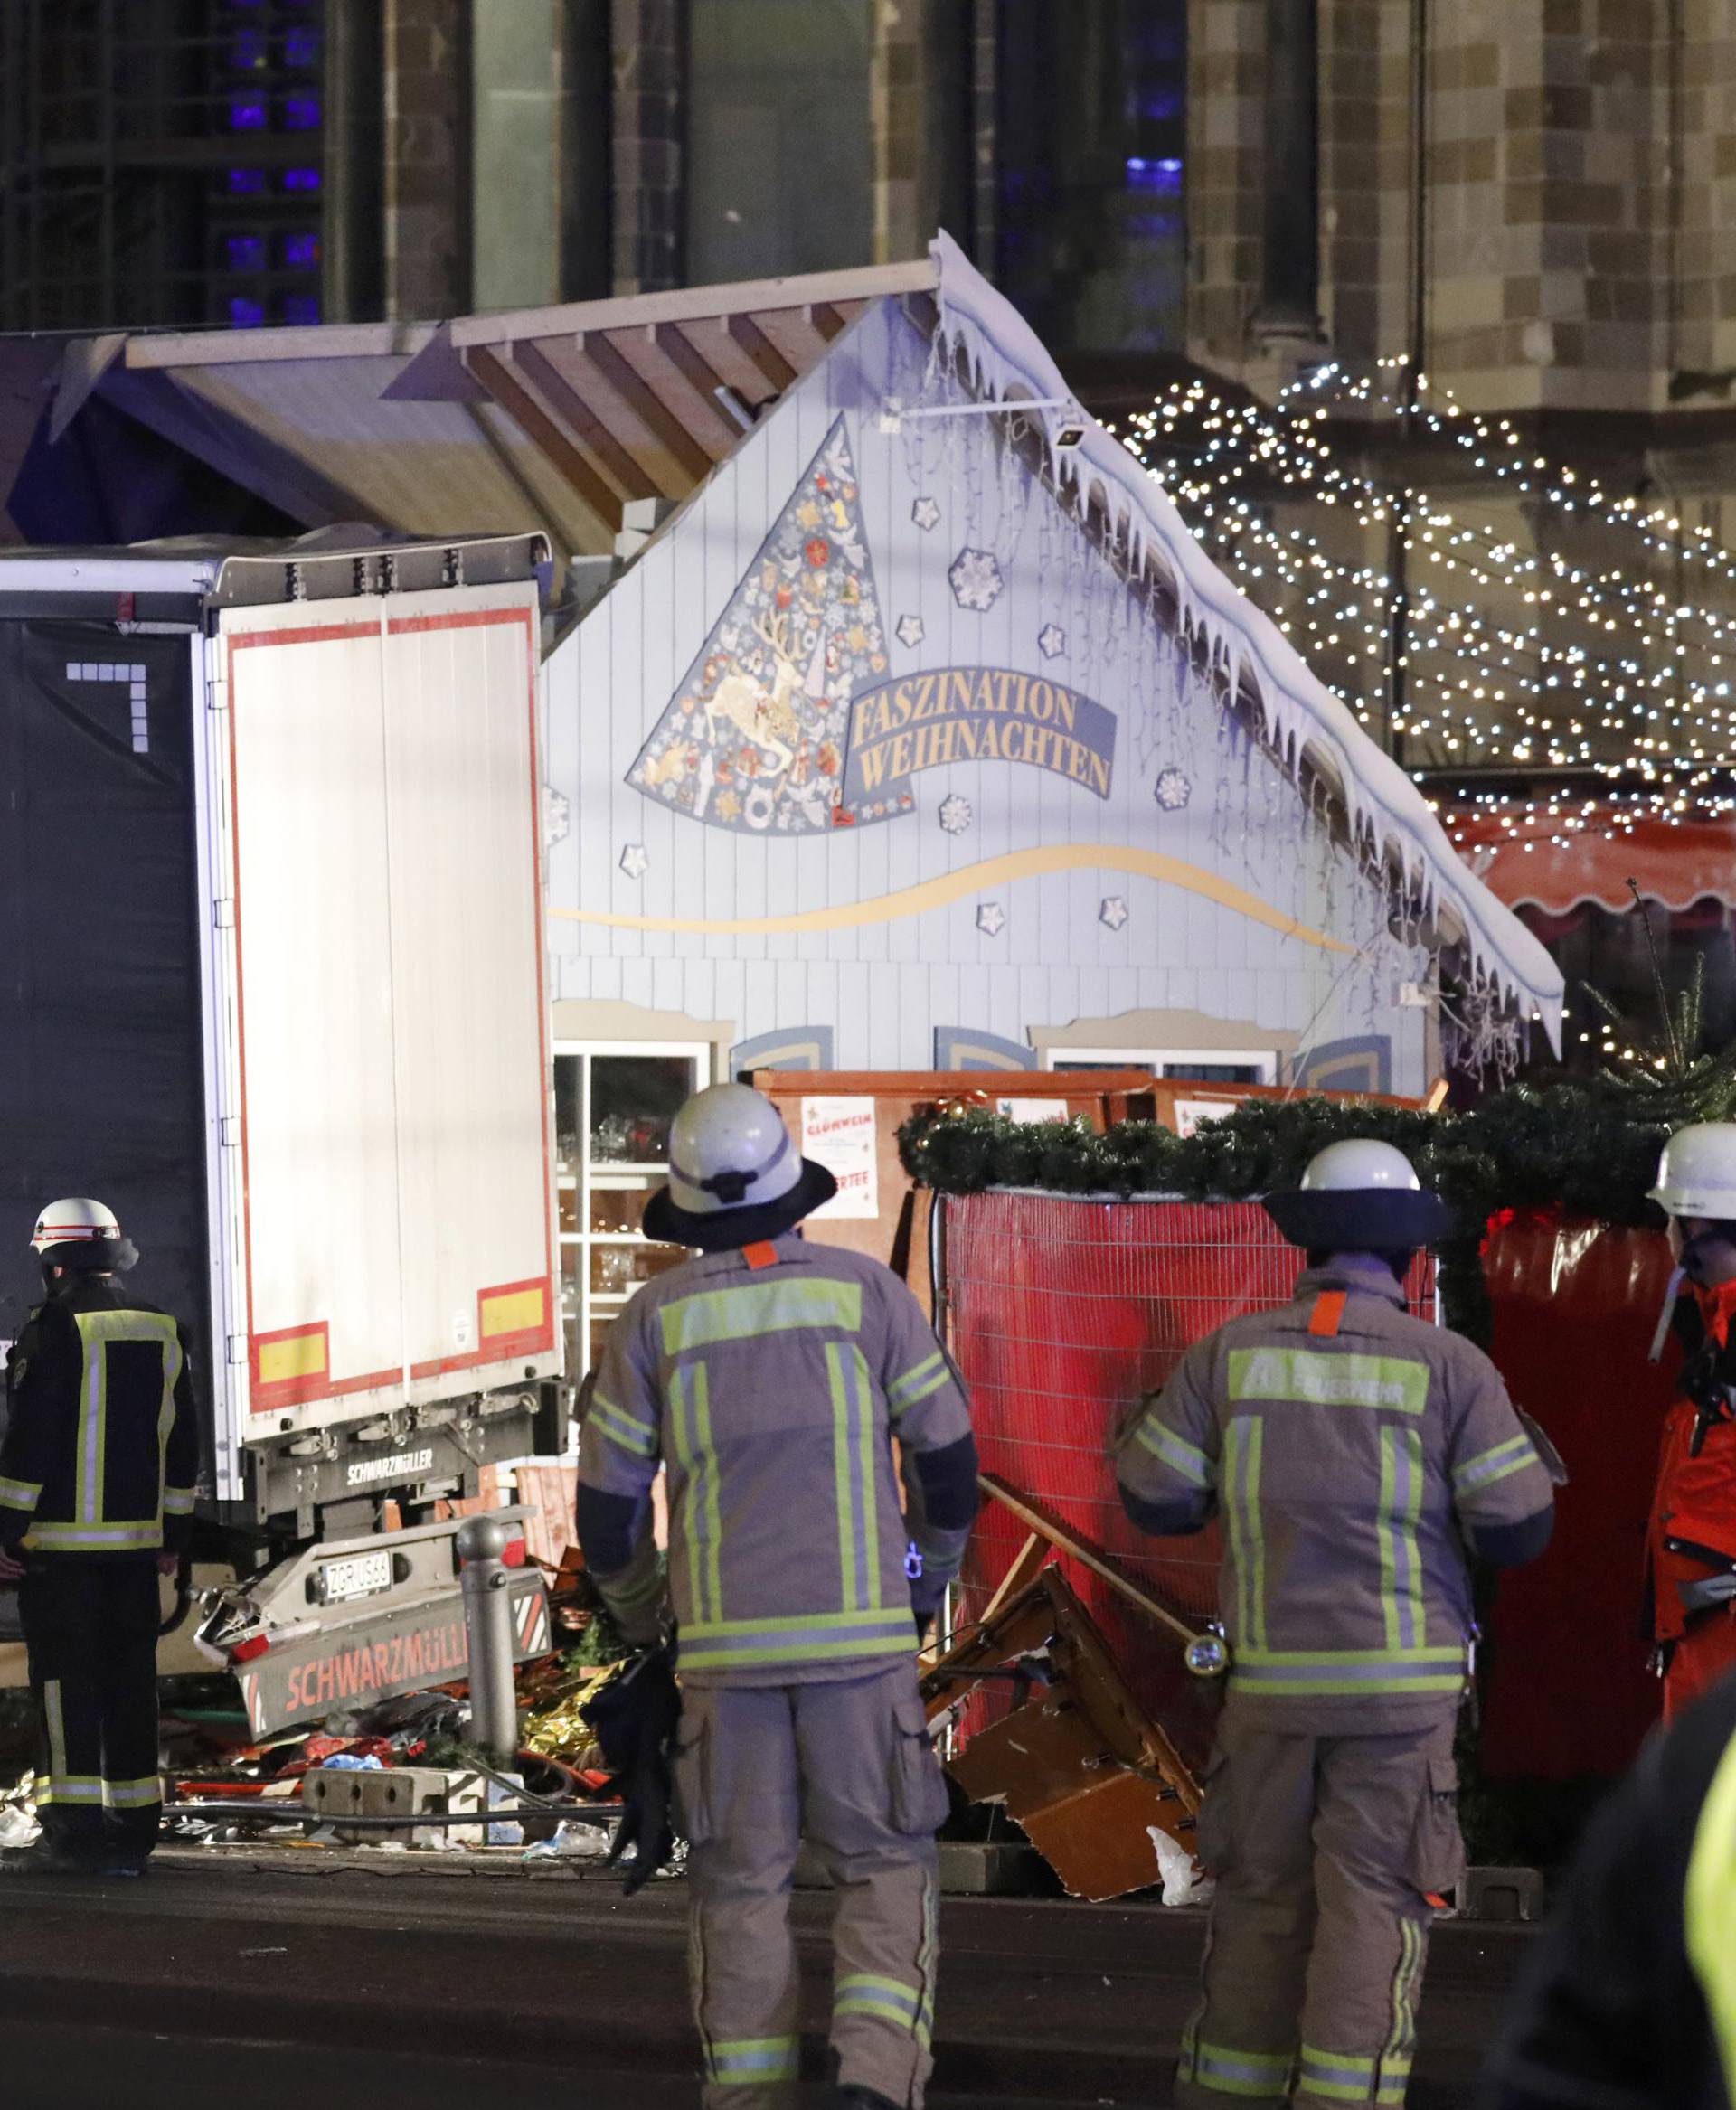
[210,586,556,1441]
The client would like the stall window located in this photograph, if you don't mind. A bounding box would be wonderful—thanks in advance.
[1043,1046,1278,1085]
[552,1041,712,1392]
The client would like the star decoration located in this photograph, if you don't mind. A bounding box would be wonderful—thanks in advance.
[939,794,972,835]
[1038,623,1066,660]
[948,546,1005,613]
[618,843,650,880]
[911,495,940,532]
[1099,895,1129,930]
[1155,768,1193,813]
[976,901,1006,937]
[895,612,926,648]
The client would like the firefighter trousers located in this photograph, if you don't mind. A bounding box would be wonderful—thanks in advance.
[675,1660,948,2109]
[1174,1706,1464,2110]
[19,1559,164,1861]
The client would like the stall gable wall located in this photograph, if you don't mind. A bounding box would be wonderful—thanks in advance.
[544,297,1423,1086]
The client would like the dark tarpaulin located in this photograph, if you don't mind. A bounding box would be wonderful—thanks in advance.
[0,621,211,1479]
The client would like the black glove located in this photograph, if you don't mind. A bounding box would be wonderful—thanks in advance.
[580,1642,682,1897]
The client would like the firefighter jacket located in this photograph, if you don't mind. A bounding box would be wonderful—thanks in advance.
[1116,1259,1556,1732]
[0,1276,198,1559]
[1647,1285,1736,1647]
[1480,1669,1736,2110]
[576,1232,977,1685]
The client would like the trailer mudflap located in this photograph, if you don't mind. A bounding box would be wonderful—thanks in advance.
[236,1567,551,1738]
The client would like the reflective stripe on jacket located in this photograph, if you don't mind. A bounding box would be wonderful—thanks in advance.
[1116,1261,1555,1731]
[578,1233,973,1684]
[0,1277,200,1558]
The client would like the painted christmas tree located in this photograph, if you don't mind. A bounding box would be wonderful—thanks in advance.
[627,417,890,834]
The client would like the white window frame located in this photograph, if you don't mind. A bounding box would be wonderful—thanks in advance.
[1042,1045,1280,1085]
[553,1038,714,1396]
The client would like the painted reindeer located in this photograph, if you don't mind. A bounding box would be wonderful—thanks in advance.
[704,610,807,778]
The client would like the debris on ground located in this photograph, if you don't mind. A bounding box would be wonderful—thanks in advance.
[922,1555,1204,1905]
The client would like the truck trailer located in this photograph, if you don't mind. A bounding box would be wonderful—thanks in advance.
[0,533,564,1735]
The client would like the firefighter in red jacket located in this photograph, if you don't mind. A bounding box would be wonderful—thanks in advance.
[1646,1125,1736,1722]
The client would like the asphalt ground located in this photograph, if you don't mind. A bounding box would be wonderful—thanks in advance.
[0,1847,1538,2109]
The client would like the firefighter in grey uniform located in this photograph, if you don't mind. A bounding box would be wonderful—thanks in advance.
[576,1083,979,2110]
[1117,1140,1557,2110]
[0,1198,198,1877]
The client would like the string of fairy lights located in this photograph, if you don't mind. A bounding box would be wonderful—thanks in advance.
[1111,360,1736,858]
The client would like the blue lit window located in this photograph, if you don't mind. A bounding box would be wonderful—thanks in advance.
[283,167,321,193]
[283,96,321,131]
[228,168,267,194]
[1126,155,1184,195]
[230,97,268,132]
[225,234,268,270]
[229,297,267,328]
[285,27,321,68]
[230,29,266,70]
[283,232,320,268]
[281,295,321,327]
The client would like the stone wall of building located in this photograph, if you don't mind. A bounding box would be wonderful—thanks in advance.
[1186,0,1736,417]
[382,0,470,318]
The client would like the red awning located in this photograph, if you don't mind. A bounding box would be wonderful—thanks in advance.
[1445,808,1736,914]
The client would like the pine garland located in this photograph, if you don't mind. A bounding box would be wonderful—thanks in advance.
[899,1079,1699,1345]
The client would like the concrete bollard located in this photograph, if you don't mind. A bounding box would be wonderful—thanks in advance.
[456,1514,520,1763]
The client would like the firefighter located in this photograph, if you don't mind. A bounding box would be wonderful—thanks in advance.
[1116,1138,1556,2110]
[1479,1671,1736,2109]
[574,1082,979,2110]
[0,1199,198,1877]
[1643,1123,1736,1722]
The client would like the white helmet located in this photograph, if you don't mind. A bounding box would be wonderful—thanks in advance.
[1300,1140,1422,1193]
[1264,1137,1452,1249]
[1649,1124,1736,1221]
[642,1083,836,1248]
[31,1196,137,1272]
[32,1197,122,1253]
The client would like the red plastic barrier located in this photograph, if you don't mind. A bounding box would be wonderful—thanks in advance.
[1478,1210,1672,1778]
[943,1191,1673,1783]
[943,1192,1430,1768]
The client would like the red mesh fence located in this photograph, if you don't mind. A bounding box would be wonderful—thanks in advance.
[943,1190,1432,1765]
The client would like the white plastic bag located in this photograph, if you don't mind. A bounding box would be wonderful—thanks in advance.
[1149,1824,1214,1907]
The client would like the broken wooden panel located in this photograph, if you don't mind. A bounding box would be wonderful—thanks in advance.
[922,1566,1203,1903]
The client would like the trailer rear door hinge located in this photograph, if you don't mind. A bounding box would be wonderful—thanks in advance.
[227,1334,249,1366]
[220,1116,241,1147]
[205,678,228,712]
[212,898,236,928]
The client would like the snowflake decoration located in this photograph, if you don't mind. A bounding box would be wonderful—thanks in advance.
[1099,896,1129,931]
[1155,768,1192,813]
[895,612,925,648]
[911,495,940,532]
[948,546,1005,613]
[976,901,1006,937]
[1038,623,1066,661]
[939,794,972,836]
[544,785,571,847]
[618,843,649,880]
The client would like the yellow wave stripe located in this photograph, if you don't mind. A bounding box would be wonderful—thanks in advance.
[552,843,1355,953]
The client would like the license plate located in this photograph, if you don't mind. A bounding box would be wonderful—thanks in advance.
[317,1550,392,1605]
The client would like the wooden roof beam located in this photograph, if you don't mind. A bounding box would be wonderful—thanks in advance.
[726,311,799,394]
[463,345,623,532]
[578,332,717,486]
[650,322,758,440]
[514,338,666,504]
